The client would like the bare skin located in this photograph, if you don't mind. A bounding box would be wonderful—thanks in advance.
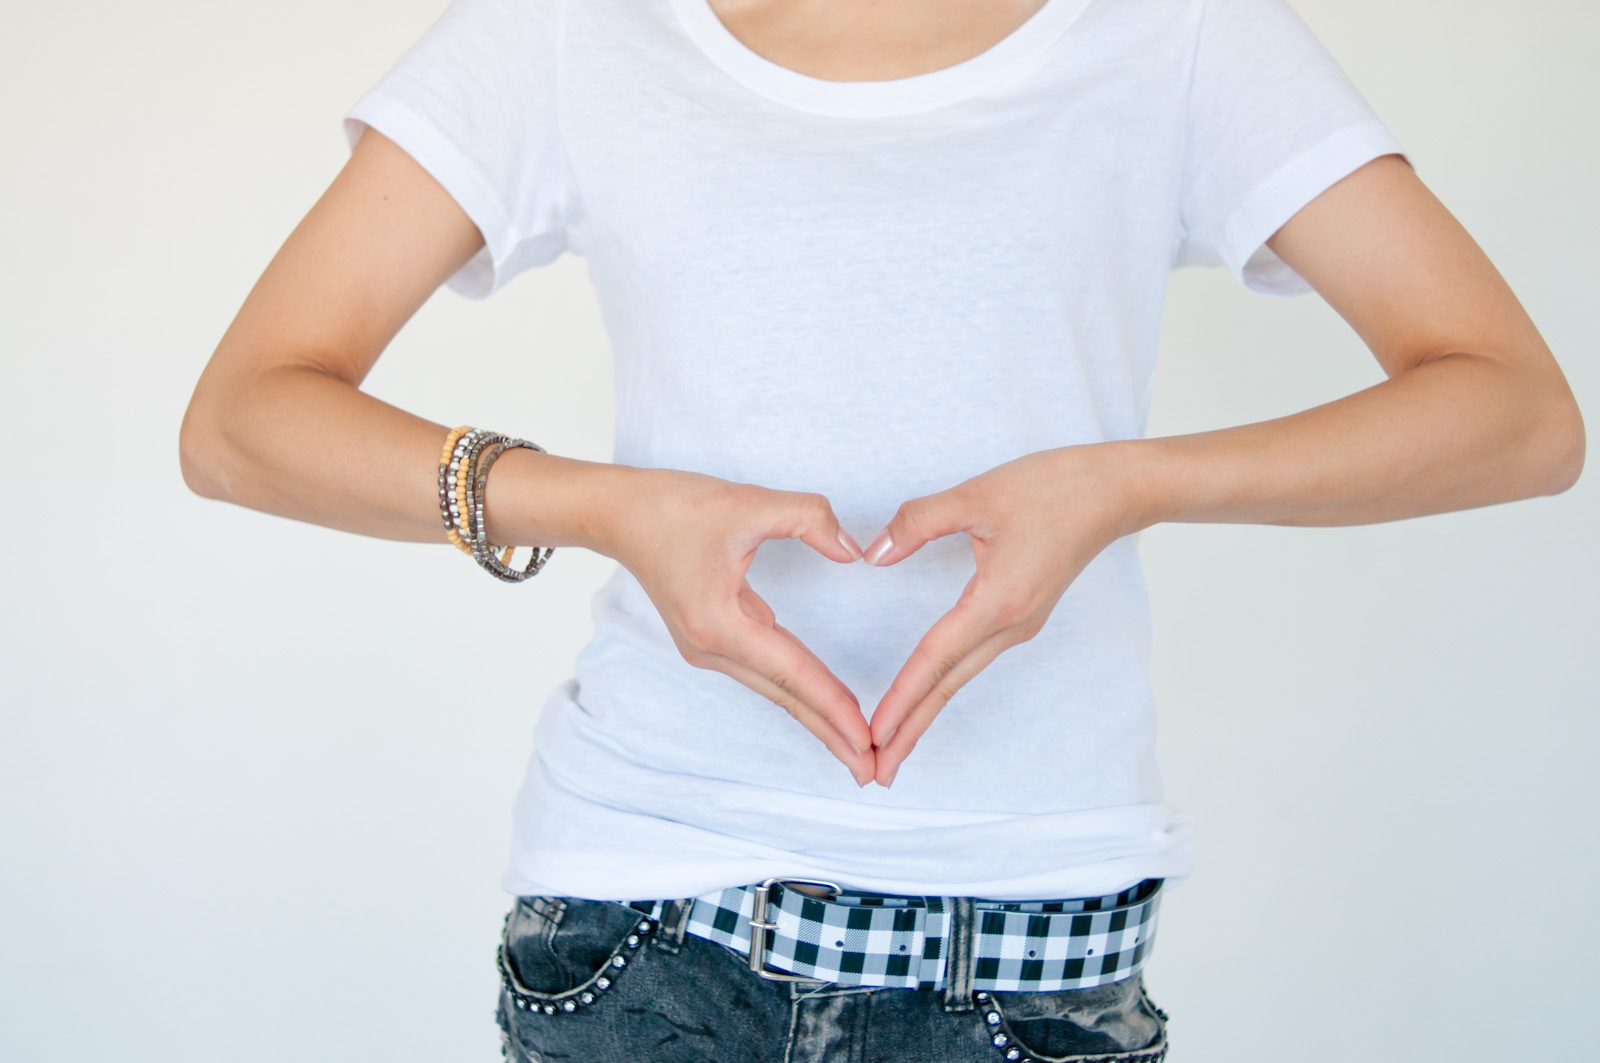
[706,0,1054,81]
[180,0,1584,811]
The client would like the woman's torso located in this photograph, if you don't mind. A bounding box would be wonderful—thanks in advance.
[501,0,1198,902]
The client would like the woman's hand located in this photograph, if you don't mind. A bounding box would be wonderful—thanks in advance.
[599,467,876,786]
[858,445,1143,787]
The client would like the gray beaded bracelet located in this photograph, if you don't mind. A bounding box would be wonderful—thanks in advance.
[465,432,555,583]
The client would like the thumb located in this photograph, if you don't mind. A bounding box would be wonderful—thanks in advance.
[861,490,968,567]
[770,490,866,563]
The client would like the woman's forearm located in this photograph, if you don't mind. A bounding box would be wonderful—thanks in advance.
[178,364,633,553]
[1114,348,1584,533]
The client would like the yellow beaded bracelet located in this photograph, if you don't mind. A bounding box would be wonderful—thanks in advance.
[437,425,474,556]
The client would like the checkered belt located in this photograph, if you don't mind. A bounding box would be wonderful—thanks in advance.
[628,876,1161,991]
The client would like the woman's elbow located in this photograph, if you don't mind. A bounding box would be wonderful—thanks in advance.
[1528,383,1585,497]
[178,393,232,501]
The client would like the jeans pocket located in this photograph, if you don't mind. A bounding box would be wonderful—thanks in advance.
[499,896,656,1002]
[978,976,1168,1062]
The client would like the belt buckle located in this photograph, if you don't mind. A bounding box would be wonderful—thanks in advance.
[748,876,841,982]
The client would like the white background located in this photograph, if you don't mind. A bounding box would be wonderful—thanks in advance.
[2,1,1595,1060]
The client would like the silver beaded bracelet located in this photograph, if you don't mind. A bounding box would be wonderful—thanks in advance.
[467,433,556,583]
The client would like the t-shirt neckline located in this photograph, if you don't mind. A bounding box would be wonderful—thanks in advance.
[667,0,1097,118]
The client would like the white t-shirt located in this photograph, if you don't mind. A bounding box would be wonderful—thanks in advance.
[344,0,1405,901]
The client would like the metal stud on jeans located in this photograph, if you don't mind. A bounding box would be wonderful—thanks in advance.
[499,908,661,1017]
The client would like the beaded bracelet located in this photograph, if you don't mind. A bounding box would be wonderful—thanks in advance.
[472,438,556,582]
[437,424,555,583]
[439,426,489,557]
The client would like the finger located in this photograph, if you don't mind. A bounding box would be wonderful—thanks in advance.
[761,490,865,563]
[739,584,857,710]
[712,650,877,787]
[868,576,999,749]
[861,489,972,568]
[770,619,857,706]
[726,616,871,752]
[711,617,875,772]
[873,628,1017,788]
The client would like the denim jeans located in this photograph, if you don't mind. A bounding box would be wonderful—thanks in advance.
[496,895,1170,1063]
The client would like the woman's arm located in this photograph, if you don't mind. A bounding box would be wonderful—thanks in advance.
[180,128,875,783]
[860,155,1584,785]
[178,126,627,550]
[1123,153,1583,528]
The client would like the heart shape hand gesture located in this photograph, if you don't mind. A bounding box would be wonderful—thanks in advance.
[604,447,1136,789]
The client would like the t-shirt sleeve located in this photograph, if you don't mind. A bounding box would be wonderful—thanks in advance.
[341,0,569,300]
[1174,0,1408,296]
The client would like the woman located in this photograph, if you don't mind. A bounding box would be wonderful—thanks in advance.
[179,0,1584,1060]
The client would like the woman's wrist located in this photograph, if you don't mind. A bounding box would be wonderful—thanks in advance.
[479,447,641,557]
[1049,439,1173,540]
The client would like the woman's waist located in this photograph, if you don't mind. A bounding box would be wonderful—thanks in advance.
[527,679,1166,849]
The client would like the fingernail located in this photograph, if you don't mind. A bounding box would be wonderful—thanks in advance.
[847,737,864,756]
[864,531,894,566]
[837,527,864,560]
[884,765,898,788]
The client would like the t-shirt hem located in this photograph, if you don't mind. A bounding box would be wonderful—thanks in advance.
[497,795,1196,904]
[342,95,520,300]
[499,851,1194,904]
[1222,117,1408,297]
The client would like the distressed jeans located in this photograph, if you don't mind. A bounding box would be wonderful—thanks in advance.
[496,895,1170,1063]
